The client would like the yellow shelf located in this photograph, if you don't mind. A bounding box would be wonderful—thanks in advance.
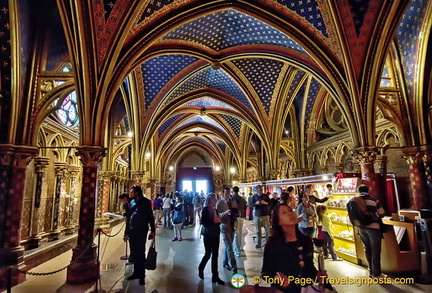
[336,250,358,263]
[327,206,347,211]
[332,221,350,226]
[334,236,355,243]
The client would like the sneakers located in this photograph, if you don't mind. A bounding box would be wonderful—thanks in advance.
[332,257,343,261]
[179,237,182,241]
[172,237,178,241]
[255,244,261,248]
[223,264,233,271]
[373,274,388,279]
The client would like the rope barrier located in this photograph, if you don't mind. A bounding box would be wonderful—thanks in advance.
[100,222,125,238]
[6,221,127,292]
[15,231,98,276]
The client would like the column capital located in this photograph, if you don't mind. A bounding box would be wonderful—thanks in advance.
[75,146,106,167]
[401,151,423,165]
[0,144,38,167]
[54,161,68,175]
[268,169,280,180]
[98,170,114,181]
[34,156,50,172]
[352,147,378,164]
[68,165,81,177]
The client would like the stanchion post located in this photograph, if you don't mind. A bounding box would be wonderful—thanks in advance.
[7,266,12,293]
[95,228,102,293]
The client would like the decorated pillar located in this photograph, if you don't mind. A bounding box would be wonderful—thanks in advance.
[375,155,388,174]
[96,171,111,218]
[0,145,37,288]
[402,147,430,210]
[353,148,379,196]
[335,165,344,173]
[131,170,144,186]
[423,147,432,207]
[375,154,389,214]
[147,178,156,199]
[268,169,280,180]
[49,162,67,241]
[67,146,105,284]
[27,156,50,249]
[65,166,80,235]
[292,168,311,178]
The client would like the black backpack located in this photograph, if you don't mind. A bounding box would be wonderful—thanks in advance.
[346,197,375,227]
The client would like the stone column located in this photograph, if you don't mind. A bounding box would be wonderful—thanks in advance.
[268,169,280,180]
[65,166,80,235]
[48,162,67,241]
[131,170,144,186]
[0,145,37,288]
[423,148,432,207]
[375,155,389,214]
[402,147,429,210]
[353,148,379,196]
[26,157,50,249]
[67,146,105,284]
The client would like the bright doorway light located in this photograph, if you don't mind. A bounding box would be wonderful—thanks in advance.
[182,180,192,192]
[196,180,208,194]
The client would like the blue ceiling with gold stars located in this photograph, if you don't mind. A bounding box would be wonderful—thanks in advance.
[163,10,308,54]
[164,67,254,111]
[142,54,199,108]
[232,58,284,114]
[183,97,236,111]
[396,0,428,97]
[276,0,328,37]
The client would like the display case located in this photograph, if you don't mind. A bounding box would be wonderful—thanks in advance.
[326,192,360,264]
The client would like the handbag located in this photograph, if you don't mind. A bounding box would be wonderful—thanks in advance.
[301,284,336,293]
[379,218,388,233]
[239,284,276,293]
[145,239,157,270]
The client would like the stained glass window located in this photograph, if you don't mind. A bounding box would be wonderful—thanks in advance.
[56,91,79,128]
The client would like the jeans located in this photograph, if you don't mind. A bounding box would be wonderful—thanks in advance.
[221,226,237,269]
[154,209,162,223]
[323,231,337,260]
[358,227,382,277]
[233,217,245,255]
[254,215,270,246]
[163,208,171,228]
[173,223,182,238]
[299,226,316,238]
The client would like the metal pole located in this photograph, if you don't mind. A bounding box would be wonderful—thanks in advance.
[7,266,12,293]
[95,228,101,292]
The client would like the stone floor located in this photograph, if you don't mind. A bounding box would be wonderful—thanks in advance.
[7,220,432,293]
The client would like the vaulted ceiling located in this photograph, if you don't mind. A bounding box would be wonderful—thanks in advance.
[20,0,429,179]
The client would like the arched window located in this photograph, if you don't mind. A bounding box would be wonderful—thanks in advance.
[55,91,79,128]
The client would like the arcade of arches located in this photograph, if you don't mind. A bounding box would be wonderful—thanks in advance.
[0,0,432,288]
